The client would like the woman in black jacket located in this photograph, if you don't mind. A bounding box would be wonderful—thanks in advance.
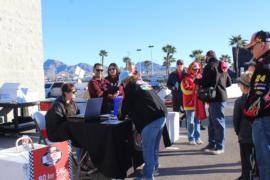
[46,83,79,142]
[119,71,167,180]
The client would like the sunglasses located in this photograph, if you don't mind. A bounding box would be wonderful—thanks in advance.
[249,38,262,50]
[109,68,116,71]
[96,69,104,72]
[67,90,77,94]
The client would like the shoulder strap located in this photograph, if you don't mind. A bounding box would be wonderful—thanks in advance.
[214,66,221,88]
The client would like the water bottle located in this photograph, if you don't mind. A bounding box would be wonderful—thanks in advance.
[113,96,123,116]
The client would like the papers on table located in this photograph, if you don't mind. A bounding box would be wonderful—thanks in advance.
[100,120,124,125]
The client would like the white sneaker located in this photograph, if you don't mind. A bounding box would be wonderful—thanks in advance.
[189,141,196,145]
[210,149,224,155]
[196,140,204,145]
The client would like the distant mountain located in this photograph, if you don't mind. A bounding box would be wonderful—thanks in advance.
[44,59,93,78]
[44,59,176,79]
[44,59,68,74]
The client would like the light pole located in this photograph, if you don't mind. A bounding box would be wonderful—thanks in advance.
[148,45,154,76]
[136,49,142,76]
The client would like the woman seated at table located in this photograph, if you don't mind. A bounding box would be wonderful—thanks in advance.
[118,71,167,180]
[105,63,124,112]
[46,83,79,142]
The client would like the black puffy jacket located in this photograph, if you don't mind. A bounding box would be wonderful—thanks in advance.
[45,96,79,142]
[121,81,167,133]
[198,58,232,102]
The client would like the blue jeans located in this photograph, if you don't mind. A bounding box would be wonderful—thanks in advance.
[252,116,270,180]
[141,117,166,179]
[208,102,225,150]
[185,110,200,142]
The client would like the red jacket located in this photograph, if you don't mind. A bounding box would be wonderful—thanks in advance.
[88,77,110,113]
[181,62,207,120]
[181,74,195,110]
[194,85,207,121]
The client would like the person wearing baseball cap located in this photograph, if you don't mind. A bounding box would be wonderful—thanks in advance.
[167,59,186,123]
[196,50,232,155]
[118,71,167,179]
[244,30,270,180]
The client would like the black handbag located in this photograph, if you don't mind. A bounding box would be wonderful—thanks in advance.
[198,74,220,102]
[198,87,216,102]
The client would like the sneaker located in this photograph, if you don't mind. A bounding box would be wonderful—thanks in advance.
[189,141,196,145]
[196,140,204,145]
[200,125,206,130]
[210,148,224,155]
[202,144,215,152]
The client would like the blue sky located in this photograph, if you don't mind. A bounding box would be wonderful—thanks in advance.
[42,0,270,67]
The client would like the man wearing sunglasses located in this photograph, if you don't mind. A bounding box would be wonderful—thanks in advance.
[167,60,186,112]
[244,30,270,180]
[88,63,110,113]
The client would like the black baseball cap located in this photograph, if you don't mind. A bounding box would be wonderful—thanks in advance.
[246,30,270,49]
[206,50,216,58]
[176,59,184,65]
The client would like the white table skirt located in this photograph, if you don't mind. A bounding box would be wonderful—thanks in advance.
[166,112,180,143]
[0,144,45,180]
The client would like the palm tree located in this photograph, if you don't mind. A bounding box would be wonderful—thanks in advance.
[189,49,205,65]
[99,50,108,66]
[123,56,131,68]
[229,35,247,77]
[162,44,176,76]
[219,54,232,64]
[144,60,152,75]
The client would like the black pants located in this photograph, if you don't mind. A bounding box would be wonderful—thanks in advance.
[239,143,258,180]
[172,93,183,112]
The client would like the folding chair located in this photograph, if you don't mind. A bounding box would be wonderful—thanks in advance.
[32,111,99,178]
[32,111,48,144]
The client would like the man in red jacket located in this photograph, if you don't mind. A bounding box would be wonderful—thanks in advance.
[88,63,110,113]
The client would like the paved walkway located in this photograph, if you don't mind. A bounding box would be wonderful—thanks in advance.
[128,99,241,180]
[0,99,241,180]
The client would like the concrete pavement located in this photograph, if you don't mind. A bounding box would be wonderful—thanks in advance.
[128,99,241,180]
[0,99,242,180]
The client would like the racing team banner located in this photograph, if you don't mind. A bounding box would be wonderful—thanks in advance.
[29,141,72,180]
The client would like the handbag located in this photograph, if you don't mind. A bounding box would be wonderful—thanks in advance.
[197,73,220,102]
[198,87,216,102]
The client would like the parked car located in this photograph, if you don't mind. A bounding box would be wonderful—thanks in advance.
[164,93,173,107]
[156,86,172,108]
[74,82,88,101]
[46,82,64,98]
[44,82,53,98]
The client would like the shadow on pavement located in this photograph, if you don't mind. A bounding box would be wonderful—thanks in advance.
[158,162,241,176]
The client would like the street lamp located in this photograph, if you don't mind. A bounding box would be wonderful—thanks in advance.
[136,49,142,76]
[148,45,154,76]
